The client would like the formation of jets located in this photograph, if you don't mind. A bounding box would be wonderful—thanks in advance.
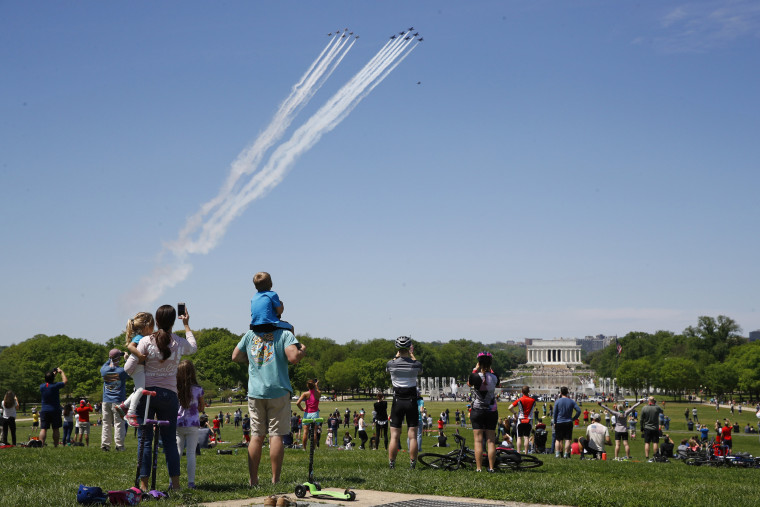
[328,29,359,39]
[389,27,424,41]
[326,27,422,43]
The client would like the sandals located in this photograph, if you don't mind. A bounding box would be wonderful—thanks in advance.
[264,495,297,506]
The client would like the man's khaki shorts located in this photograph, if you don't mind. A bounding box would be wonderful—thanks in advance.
[248,395,291,437]
[78,422,91,435]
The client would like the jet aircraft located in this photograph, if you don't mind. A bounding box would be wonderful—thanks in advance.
[404,36,411,40]
[408,27,414,31]
[418,37,424,41]
[390,35,396,39]
[413,32,419,36]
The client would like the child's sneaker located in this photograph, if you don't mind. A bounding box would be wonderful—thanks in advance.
[114,403,128,419]
[125,414,140,427]
[389,460,395,469]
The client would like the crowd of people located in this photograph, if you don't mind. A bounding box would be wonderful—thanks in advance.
[5,270,760,495]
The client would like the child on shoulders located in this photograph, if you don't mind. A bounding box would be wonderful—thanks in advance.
[250,272,294,332]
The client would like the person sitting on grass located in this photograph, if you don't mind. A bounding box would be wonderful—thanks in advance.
[659,434,675,458]
[582,414,610,459]
[343,432,353,449]
[435,430,448,448]
[571,438,581,456]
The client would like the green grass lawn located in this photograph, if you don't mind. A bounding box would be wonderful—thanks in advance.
[3,400,759,507]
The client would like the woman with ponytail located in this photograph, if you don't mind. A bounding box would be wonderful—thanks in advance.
[124,304,197,492]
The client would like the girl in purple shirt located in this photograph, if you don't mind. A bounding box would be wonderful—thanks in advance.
[176,360,205,489]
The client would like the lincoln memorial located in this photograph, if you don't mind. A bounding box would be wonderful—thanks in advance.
[525,339,582,366]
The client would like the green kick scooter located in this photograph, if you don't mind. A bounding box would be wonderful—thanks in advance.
[294,418,356,501]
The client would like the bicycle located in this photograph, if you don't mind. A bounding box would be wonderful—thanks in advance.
[418,431,542,471]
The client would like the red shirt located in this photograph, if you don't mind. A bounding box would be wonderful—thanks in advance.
[76,405,93,423]
[510,396,536,424]
[583,410,589,420]
[213,418,220,429]
[437,419,444,430]
[722,426,732,441]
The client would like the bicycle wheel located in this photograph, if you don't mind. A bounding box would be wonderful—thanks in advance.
[515,454,543,469]
[418,453,462,470]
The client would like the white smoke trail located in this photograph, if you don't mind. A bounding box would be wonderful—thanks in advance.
[174,35,355,250]
[126,34,417,307]
[188,39,418,253]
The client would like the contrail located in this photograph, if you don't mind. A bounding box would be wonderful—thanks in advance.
[185,36,417,254]
[176,35,355,247]
[126,32,419,307]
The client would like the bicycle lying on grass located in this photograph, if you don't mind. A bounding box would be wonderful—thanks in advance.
[683,441,760,468]
[418,431,542,471]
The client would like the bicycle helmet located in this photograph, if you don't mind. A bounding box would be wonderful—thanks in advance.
[395,336,412,349]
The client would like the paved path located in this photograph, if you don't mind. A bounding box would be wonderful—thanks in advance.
[201,489,562,507]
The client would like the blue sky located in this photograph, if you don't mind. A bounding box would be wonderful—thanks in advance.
[1,1,758,347]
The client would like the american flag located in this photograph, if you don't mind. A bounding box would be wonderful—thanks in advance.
[616,343,622,356]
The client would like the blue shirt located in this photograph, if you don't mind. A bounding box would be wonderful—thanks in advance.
[237,329,298,399]
[553,397,581,425]
[250,291,283,326]
[101,361,128,403]
[40,382,65,412]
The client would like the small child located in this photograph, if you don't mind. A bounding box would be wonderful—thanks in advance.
[116,312,155,427]
[176,360,205,489]
[242,414,251,443]
[250,272,294,332]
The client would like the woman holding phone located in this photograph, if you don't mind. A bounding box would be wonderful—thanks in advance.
[125,304,196,492]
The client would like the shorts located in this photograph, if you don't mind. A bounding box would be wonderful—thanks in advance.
[555,421,574,441]
[248,395,291,437]
[470,409,498,431]
[39,410,62,430]
[724,439,733,449]
[78,422,91,435]
[517,422,532,437]
[390,398,419,428]
[304,411,320,420]
[643,429,659,444]
[615,431,629,441]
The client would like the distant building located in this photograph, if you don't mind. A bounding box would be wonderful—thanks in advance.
[580,334,615,353]
[750,330,760,342]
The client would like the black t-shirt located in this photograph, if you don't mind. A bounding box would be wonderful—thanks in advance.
[374,400,388,420]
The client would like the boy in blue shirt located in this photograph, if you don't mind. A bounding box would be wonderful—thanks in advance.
[250,272,294,332]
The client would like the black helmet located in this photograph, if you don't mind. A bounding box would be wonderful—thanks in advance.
[395,336,412,349]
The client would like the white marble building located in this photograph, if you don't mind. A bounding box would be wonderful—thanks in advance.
[526,339,582,366]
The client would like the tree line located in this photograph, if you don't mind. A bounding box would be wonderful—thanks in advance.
[587,315,760,400]
[0,329,525,407]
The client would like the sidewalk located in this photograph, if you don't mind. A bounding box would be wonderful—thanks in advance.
[201,489,562,507]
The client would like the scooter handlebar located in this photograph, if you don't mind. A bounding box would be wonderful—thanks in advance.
[145,419,170,426]
[141,390,157,397]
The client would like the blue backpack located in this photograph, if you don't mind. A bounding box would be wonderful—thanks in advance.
[76,484,108,504]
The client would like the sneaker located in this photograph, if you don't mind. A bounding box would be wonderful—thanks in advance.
[114,403,128,419]
[487,468,496,473]
[187,483,195,489]
[410,459,416,470]
[277,496,297,507]
[389,460,395,469]
[647,458,655,462]
[101,446,110,452]
[264,496,278,507]
[125,414,140,428]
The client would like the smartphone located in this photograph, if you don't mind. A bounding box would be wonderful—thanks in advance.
[178,303,186,317]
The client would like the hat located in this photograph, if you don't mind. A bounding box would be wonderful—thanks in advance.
[80,400,86,406]
[594,414,602,421]
[109,348,122,360]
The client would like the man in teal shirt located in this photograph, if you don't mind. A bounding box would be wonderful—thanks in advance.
[232,328,306,486]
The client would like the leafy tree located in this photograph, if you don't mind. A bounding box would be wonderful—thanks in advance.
[702,363,738,399]
[683,315,744,362]
[192,328,246,389]
[656,357,700,398]
[616,359,655,399]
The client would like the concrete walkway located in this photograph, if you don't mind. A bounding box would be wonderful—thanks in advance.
[201,489,560,507]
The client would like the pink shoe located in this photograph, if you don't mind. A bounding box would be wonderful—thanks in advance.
[125,414,140,427]
[114,403,128,419]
